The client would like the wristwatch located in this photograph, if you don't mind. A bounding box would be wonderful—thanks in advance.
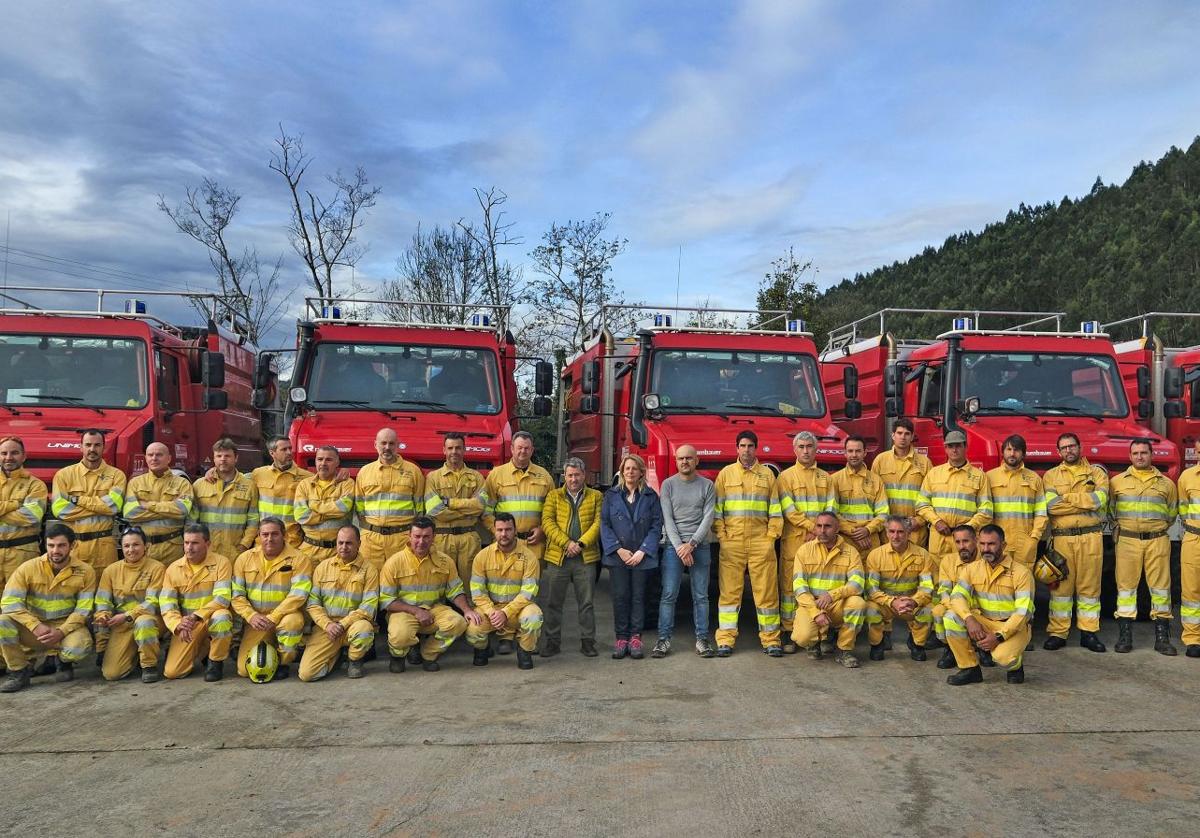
[994,632,1004,643]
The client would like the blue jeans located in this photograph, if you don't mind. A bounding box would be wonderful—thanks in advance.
[658,542,711,640]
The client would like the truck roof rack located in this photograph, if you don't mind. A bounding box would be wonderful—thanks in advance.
[1103,311,1200,341]
[584,304,812,339]
[824,307,1079,352]
[304,297,511,335]
[0,285,244,338]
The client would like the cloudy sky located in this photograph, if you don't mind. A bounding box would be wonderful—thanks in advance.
[1,1,1198,346]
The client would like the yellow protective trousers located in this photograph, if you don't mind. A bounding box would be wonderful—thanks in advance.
[387,604,466,661]
[163,609,233,679]
[235,612,305,676]
[944,612,1030,671]
[96,616,163,680]
[1181,535,1200,646]
[465,603,543,652]
[1114,533,1172,620]
[298,619,376,681]
[716,540,780,648]
[866,601,931,646]
[790,596,866,652]
[436,531,482,591]
[73,535,119,573]
[0,617,92,670]
[359,529,409,574]
[1046,532,1103,636]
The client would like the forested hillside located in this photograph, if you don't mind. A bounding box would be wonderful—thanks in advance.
[813,136,1200,346]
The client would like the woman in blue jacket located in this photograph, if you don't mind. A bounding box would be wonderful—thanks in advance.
[600,454,663,659]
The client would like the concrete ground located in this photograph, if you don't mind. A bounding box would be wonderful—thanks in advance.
[2,579,1198,838]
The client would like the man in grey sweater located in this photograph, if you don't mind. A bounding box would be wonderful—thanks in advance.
[654,444,717,657]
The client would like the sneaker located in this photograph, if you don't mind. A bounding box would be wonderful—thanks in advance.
[765,645,783,658]
[651,638,671,658]
[715,645,733,658]
[629,637,645,659]
[612,639,629,659]
[696,637,716,658]
[835,650,859,669]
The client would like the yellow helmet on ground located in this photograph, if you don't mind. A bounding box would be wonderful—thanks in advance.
[1033,547,1069,586]
[244,640,279,683]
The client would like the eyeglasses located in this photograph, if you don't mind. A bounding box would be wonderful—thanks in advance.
[119,525,146,537]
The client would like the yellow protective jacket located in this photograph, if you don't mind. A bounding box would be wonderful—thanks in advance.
[51,461,126,537]
[424,464,486,530]
[307,554,379,629]
[122,471,194,539]
[950,557,1034,641]
[294,476,355,543]
[985,464,1048,563]
[231,545,313,622]
[193,474,259,558]
[482,462,554,535]
[0,555,96,633]
[917,463,992,554]
[776,462,830,543]
[379,546,465,610]
[355,458,424,531]
[251,463,312,545]
[826,465,889,540]
[0,467,47,554]
[871,447,932,521]
[158,552,233,632]
[864,542,934,609]
[1109,467,1177,534]
[93,557,167,620]
[792,537,865,617]
[1179,465,1200,539]
[541,486,603,565]
[1042,459,1109,532]
[936,552,976,604]
[470,542,540,620]
[713,461,783,542]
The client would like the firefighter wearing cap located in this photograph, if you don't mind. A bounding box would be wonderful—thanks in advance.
[0,437,48,600]
[123,442,194,564]
[51,429,126,572]
[776,431,830,644]
[294,446,356,564]
[1178,440,1200,657]
[916,430,992,560]
[482,431,553,561]
[251,436,312,547]
[871,418,932,546]
[425,433,487,587]
[1110,438,1177,655]
[985,434,1047,569]
[1042,432,1109,652]
[355,428,424,572]
[193,438,259,562]
[827,435,889,558]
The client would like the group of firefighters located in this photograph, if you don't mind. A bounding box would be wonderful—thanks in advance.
[0,417,1197,691]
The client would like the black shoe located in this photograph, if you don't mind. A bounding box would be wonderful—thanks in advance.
[906,636,927,661]
[1043,635,1067,651]
[406,648,423,666]
[274,664,290,680]
[95,651,105,669]
[141,667,161,684]
[1006,665,1025,684]
[1186,645,1200,658]
[34,657,57,677]
[389,656,406,673]
[204,659,224,682]
[541,640,561,658]
[421,659,440,672]
[936,647,956,669]
[978,649,995,668]
[363,645,378,662]
[1154,620,1178,656]
[1079,631,1107,653]
[765,645,783,658]
[473,648,489,667]
[923,635,945,650]
[1115,618,1134,653]
[496,639,515,655]
[580,639,598,657]
[782,641,797,654]
[1024,639,1034,652]
[347,660,365,679]
[881,631,893,651]
[715,645,733,658]
[947,665,983,686]
[516,649,534,670]
[54,661,74,683]
[869,643,885,661]
[0,666,31,693]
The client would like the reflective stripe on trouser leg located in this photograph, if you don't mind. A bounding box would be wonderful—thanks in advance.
[946,612,1028,671]
[1143,535,1173,621]
[748,544,781,647]
[134,615,163,668]
[516,603,543,652]
[866,601,894,646]
[419,604,467,661]
[943,611,976,668]
[866,601,927,645]
[908,606,932,645]
[1114,536,1145,619]
[387,612,420,657]
[236,612,305,676]
[1047,532,1102,635]
[778,537,799,631]
[834,596,866,651]
[1181,539,1200,646]
[435,531,482,591]
[163,610,232,680]
[59,626,92,663]
[715,541,749,647]
[932,600,950,641]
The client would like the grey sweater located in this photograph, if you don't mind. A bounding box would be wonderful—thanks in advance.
[660,473,716,548]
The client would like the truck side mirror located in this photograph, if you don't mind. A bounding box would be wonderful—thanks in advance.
[884,397,902,418]
[1138,398,1154,419]
[1164,400,1185,419]
[580,394,600,414]
[1164,367,1184,399]
[532,396,552,417]
[534,360,555,397]
[251,388,272,410]
[842,366,859,400]
[884,365,902,398]
[252,353,275,389]
[205,389,229,410]
[844,398,862,420]
[203,351,226,389]
[1136,366,1151,400]
[581,359,600,395]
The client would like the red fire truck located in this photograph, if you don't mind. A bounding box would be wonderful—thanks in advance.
[820,308,1179,477]
[0,287,267,481]
[557,305,850,487]
[283,298,553,474]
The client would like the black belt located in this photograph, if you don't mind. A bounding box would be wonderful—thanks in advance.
[517,531,532,539]
[1118,529,1169,541]
[1184,523,1200,537]
[146,530,184,545]
[0,533,39,549]
[75,529,112,543]
[360,522,411,536]
[1051,524,1104,537]
[302,534,337,549]
[440,526,476,535]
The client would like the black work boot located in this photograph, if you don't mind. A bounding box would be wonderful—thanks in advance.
[1043,635,1067,651]
[95,651,105,669]
[936,647,956,669]
[0,666,31,693]
[406,647,423,666]
[496,639,515,655]
[274,664,290,680]
[141,667,161,684]
[55,661,74,683]
[204,658,224,682]
[473,648,489,667]
[516,648,534,670]
[1079,631,1106,653]
[881,631,893,651]
[869,643,885,661]
[923,635,945,650]
[1154,620,1178,656]
[389,656,406,673]
[906,635,927,661]
[421,658,440,672]
[977,649,995,668]
[346,660,365,679]
[34,656,57,677]
[1186,645,1200,658]
[1115,618,1134,653]
[946,666,983,686]
[1006,665,1025,684]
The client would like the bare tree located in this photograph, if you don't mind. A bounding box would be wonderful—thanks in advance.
[157,178,289,343]
[457,187,524,334]
[269,126,381,301]
[380,224,484,324]
[685,296,741,329]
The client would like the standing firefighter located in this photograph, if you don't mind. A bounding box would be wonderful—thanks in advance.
[193,438,259,562]
[356,428,424,572]
[51,429,126,572]
[482,431,553,560]
[916,430,992,560]
[122,442,194,564]
[294,446,356,564]
[775,432,829,650]
[0,437,48,613]
[425,433,486,588]
[827,435,889,557]
[985,434,1047,569]
[871,418,932,546]
[251,436,312,548]
[1178,440,1200,657]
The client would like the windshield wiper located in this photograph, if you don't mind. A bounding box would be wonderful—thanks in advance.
[310,399,401,419]
[658,404,728,420]
[390,399,467,420]
[22,394,105,415]
[1039,405,1105,423]
[723,403,796,423]
[974,406,1041,420]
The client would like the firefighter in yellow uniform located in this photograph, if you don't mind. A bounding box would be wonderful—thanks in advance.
[299,525,379,682]
[193,438,260,562]
[865,516,935,661]
[251,436,312,547]
[985,435,1047,569]
[775,431,829,647]
[827,436,889,558]
[871,418,932,546]
[0,436,48,603]
[1178,441,1200,657]
[379,516,481,672]
[122,442,194,564]
[916,430,992,560]
[714,430,783,656]
[50,429,126,572]
[425,432,486,586]
[932,525,981,669]
[465,513,542,670]
[790,511,867,668]
[231,517,313,679]
[1042,432,1109,652]
[1110,438,1178,655]
[92,527,166,683]
[294,446,356,564]
[160,523,234,681]
[482,431,553,560]
[355,429,424,572]
[0,522,95,692]
[944,524,1034,685]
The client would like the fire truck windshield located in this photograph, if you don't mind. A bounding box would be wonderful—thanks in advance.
[650,349,826,418]
[962,352,1129,417]
[0,335,148,409]
[305,342,502,414]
